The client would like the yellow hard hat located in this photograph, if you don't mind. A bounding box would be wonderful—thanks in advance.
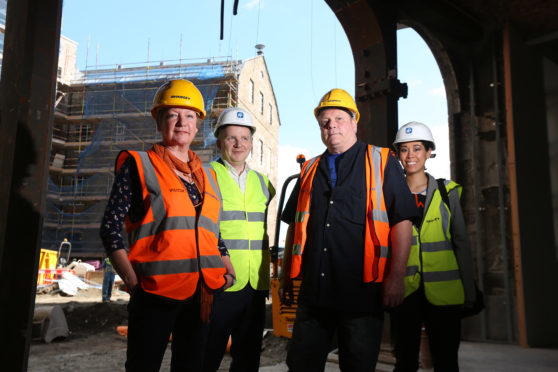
[150,79,206,120]
[314,88,360,123]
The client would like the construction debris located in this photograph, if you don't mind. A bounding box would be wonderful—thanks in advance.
[32,305,69,343]
[56,271,89,296]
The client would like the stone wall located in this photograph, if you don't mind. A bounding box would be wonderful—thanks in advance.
[237,55,280,247]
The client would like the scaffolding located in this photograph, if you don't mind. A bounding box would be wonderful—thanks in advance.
[42,57,242,257]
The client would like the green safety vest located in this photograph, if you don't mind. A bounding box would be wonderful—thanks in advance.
[404,179,465,305]
[211,161,275,292]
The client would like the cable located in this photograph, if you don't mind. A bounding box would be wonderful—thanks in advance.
[227,4,234,58]
[334,22,337,87]
[255,0,262,46]
[309,0,316,101]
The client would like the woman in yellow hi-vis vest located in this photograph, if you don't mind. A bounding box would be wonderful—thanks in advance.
[390,122,477,372]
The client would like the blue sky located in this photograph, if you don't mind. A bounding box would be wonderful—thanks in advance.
[61,0,450,218]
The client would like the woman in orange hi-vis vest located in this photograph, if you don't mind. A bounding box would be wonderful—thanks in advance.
[100,79,236,372]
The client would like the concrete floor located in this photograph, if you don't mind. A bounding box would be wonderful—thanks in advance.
[259,341,558,371]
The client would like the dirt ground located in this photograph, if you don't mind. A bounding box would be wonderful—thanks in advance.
[29,286,289,372]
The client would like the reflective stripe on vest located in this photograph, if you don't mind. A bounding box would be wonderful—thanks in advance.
[290,145,391,283]
[210,161,275,292]
[117,150,226,300]
[404,231,421,298]
[404,179,465,305]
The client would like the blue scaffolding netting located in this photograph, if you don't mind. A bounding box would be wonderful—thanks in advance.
[41,66,227,256]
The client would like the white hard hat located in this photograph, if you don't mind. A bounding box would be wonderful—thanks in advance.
[393,121,436,150]
[214,107,256,137]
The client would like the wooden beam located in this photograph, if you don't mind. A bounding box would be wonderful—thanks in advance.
[329,0,403,147]
[502,23,527,347]
[0,0,63,369]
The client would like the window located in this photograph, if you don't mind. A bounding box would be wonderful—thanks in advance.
[259,92,264,115]
[259,139,264,165]
[268,104,273,124]
[249,79,254,103]
[260,70,264,79]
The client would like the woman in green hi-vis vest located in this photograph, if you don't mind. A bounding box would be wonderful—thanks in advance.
[390,121,477,372]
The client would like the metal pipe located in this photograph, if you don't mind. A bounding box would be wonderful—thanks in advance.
[468,64,487,340]
[233,0,239,15]
[220,0,225,40]
[492,35,514,343]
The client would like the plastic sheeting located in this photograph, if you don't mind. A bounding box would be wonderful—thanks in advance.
[42,63,228,256]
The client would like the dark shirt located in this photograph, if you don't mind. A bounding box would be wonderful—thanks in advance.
[281,141,419,312]
[413,193,426,228]
[100,156,228,256]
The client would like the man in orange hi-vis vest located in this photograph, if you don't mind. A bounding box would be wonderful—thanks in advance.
[279,88,419,371]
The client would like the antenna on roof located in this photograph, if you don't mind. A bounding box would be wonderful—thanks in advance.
[255,44,265,55]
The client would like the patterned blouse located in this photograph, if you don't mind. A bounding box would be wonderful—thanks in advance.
[99,157,228,256]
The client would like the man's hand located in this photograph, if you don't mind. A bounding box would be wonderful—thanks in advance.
[383,219,412,309]
[382,272,405,308]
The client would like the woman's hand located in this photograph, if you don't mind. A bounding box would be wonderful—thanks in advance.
[221,255,236,290]
[109,250,139,295]
[223,273,236,290]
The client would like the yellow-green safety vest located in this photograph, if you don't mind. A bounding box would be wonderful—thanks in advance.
[404,179,465,305]
[211,161,275,292]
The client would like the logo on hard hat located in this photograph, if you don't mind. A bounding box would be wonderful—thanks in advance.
[405,127,413,134]
[171,95,191,101]
[237,112,244,119]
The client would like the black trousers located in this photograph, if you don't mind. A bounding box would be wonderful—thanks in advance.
[126,288,207,372]
[202,285,267,372]
[390,287,461,372]
[287,304,384,372]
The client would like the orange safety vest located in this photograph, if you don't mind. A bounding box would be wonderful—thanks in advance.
[116,150,226,300]
[290,145,391,283]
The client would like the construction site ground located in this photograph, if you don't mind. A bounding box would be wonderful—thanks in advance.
[31,287,558,372]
